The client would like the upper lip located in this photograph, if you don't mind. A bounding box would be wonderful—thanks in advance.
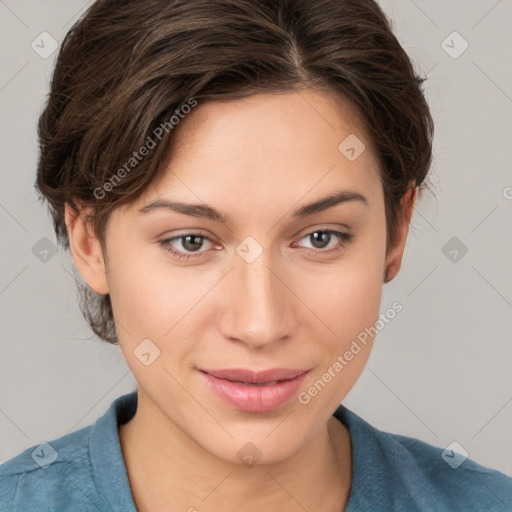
[199,367,310,383]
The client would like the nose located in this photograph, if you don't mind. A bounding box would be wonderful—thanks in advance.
[218,249,297,350]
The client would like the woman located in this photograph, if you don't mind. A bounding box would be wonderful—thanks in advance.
[1,0,511,510]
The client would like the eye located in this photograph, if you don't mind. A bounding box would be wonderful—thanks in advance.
[158,228,353,261]
[158,231,216,260]
[294,229,353,256]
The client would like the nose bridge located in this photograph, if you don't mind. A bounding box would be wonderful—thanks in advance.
[221,243,294,348]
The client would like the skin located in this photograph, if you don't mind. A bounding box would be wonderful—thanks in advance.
[65,88,417,512]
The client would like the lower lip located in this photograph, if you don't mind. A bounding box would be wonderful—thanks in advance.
[199,370,309,413]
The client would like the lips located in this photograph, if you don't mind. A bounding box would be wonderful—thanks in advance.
[198,367,310,412]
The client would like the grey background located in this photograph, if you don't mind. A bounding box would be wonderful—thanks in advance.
[1,0,511,476]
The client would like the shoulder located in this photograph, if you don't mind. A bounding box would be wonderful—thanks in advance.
[0,425,103,512]
[0,391,137,512]
[387,431,512,510]
[334,405,512,512]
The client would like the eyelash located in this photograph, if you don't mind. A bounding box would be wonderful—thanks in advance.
[158,229,353,261]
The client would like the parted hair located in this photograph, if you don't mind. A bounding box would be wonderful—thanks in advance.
[35,0,434,344]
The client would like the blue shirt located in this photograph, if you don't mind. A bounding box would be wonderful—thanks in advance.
[1,391,511,511]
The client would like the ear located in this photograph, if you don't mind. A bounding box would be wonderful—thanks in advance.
[383,186,418,283]
[64,200,110,295]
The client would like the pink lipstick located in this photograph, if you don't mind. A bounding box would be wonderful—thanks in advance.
[198,367,310,413]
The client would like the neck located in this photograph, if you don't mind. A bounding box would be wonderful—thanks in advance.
[118,390,352,512]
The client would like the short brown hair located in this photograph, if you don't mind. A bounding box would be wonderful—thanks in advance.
[35,0,434,344]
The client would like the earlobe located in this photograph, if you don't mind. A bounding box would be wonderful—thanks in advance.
[64,201,110,295]
[383,186,418,283]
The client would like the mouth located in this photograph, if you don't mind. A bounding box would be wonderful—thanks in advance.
[197,367,310,413]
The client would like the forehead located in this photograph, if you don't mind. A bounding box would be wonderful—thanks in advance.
[130,89,382,217]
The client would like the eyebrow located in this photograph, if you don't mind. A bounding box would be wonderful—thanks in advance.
[138,189,369,224]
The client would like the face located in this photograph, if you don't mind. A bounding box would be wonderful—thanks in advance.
[67,88,413,465]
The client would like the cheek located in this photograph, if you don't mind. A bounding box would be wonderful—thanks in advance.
[297,255,385,410]
[106,249,210,368]
[304,232,386,342]
[106,259,185,390]
[105,243,174,341]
